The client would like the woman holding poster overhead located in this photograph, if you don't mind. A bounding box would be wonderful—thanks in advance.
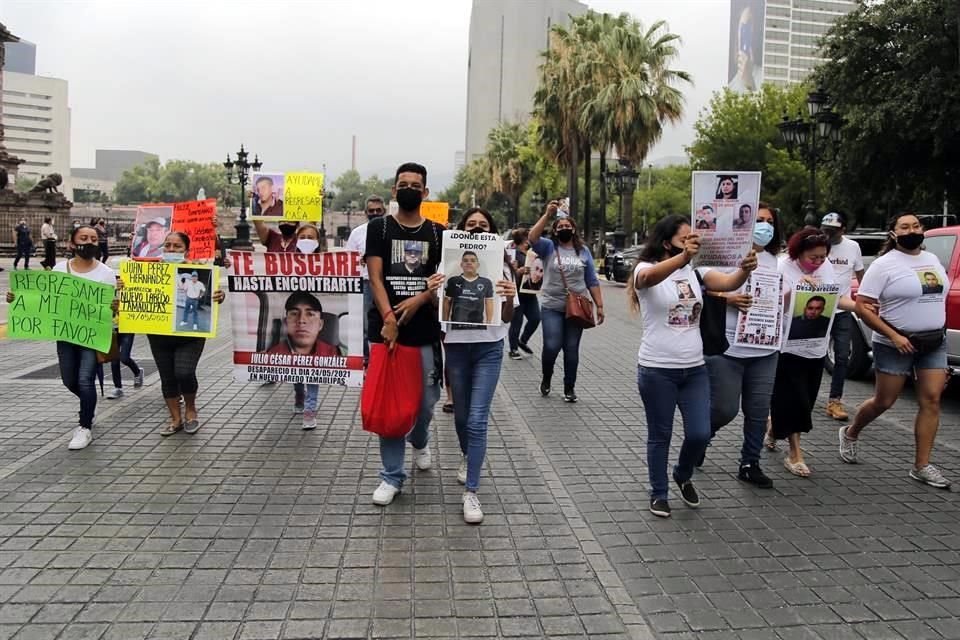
[628,215,757,517]
[442,208,518,524]
[768,228,854,477]
[148,232,225,437]
[527,201,604,403]
[6,225,118,451]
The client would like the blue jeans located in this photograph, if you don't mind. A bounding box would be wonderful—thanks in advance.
[379,344,442,488]
[705,352,778,465]
[183,298,200,326]
[829,312,853,398]
[508,296,541,351]
[57,341,99,429]
[303,383,319,413]
[445,340,504,491]
[541,308,584,387]
[110,333,141,388]
[638,365,711,500]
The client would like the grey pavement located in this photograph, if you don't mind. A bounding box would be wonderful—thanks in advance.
[0,279,958,639]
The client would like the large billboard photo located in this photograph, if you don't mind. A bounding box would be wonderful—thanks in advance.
[728,0,765,92]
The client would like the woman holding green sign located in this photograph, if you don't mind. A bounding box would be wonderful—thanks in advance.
[6,224,118,451]
[149,231,225,437]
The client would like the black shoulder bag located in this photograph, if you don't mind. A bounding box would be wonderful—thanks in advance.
[694,269,729,356]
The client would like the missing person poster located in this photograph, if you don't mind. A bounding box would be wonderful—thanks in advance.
[118,261,220,338]
[439,230,505,329]
[130,200,218,262]
[8,270,113,352]
[130,205,173,260]
[518,250,544,294]
[733,269,783,349]
[227,250,363,387]
[691,171,761,268]
[250,172,324,222]
[782,282,839,358]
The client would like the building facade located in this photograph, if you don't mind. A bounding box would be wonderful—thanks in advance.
[71,149,158,201]
[4,39,35,75]
[1,70,70,193]
[464,0,587,162]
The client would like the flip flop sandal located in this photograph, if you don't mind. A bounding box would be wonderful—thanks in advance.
[784,459,811,477]
[764,435,779,451]
[160,422,183,437]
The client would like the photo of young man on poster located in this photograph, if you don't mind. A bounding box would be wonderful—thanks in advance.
[267,292,340,357]
[443,250,495,327]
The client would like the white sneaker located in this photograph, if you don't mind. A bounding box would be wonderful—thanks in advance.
[463,492,483,524]
[133,370,144,388]
[372,481,400,506]
[68,427,92,450]
[107,387,123,400]
[193,324,198,331]
[457,456,467,485]
[413,446,432,471]
[179,321,188,326]
[301,411,317,431]
[838,426,858,464]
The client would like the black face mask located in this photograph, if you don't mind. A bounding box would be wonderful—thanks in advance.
[395,188,423,212]
[467,226,485,235]
[895,232,924,251]
[555,228,574,243]
[367,213,383,222]
[75,243,99,260]
[278,224,298,237]
[665,244,684,258]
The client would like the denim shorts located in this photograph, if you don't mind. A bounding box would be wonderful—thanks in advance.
[872,340,948,376]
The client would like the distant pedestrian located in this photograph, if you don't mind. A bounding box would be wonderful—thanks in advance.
[93,217,109,263]
[40,217,57,270]
[13,218,32,269]
[507,228,541,360]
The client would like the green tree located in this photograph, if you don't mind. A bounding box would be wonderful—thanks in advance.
[331,170,393,210]
[632,165,692,232]
[114,158,236,205]
[484,120,535,227]
[13,175,37,193]
[816,0,960,226]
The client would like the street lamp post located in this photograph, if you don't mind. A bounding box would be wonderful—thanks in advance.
[223,144,262,250]
[777,85,842,226]
[603,163,639,250]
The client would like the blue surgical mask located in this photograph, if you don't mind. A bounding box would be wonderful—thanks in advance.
[162,252,186,263]
[753,221,774,248]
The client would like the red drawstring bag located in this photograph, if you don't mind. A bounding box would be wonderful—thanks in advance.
[361,343,423,439]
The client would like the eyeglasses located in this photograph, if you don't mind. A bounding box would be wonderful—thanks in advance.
[802,233,829,246]
[366,208,385,214]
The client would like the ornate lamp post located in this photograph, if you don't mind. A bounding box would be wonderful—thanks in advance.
[223,144,262,250]
[777,85,843,226]
[603,163,639,250]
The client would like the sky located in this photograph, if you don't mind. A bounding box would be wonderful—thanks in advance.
[3,0,729,190]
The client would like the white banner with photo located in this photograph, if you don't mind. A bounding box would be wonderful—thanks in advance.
[439,230,506,328]
[691,171,761,268]
[733,268,783,349]
[782,282,840,359]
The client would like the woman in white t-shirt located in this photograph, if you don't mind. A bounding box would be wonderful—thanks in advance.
[769,228,855,477]
[839,213,951,488]
[627,214,757,518]
[6,225,119,451]
[441,208,518,524]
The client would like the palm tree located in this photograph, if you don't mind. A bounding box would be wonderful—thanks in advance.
[484,121,533,227]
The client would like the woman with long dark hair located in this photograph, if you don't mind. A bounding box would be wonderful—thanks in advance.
[769,227,854,477]
[442,207,517,523]
[839,213,951,488]
[628,214,756,517]
[6,225,119,450]
[149,231,225,437]
[527,202,604,402]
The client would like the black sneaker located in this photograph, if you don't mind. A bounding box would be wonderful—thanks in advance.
[563,386,578,403]
[517,342,533,355]
[738,462,773,488]
[540,375,551,397]
[649,499,671,518]
[508,351,522,360]
[674,478,700,508]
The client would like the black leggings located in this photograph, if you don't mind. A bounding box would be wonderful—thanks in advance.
[148,335,205,399]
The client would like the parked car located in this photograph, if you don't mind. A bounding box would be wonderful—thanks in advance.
[827,225,960,379]
[605,246,644,283]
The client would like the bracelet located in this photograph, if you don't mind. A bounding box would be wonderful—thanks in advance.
[382,309,395,321]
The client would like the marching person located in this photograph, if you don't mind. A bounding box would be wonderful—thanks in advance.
[527,201,604,402]
[346,196,387,365]
[628,214,757,517]
[699,202,783,488]
[6,225,118,450]
[365,162,445,506]
[839,213,952,488]
[40,217,57,270]
[442,208,518,523]
[13,218,32,270]
[148,231,225,437]
[507,228,541,360]
[820,211,864,420]
[769,227,854,477]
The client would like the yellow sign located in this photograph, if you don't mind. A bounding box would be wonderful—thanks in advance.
[421,201,450,225]
[284,172,324,222]
[118,261,219,338]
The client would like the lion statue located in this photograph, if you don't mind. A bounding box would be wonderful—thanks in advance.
[29,173,63,194]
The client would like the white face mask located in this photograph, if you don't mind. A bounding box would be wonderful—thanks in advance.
[296,239,319,254]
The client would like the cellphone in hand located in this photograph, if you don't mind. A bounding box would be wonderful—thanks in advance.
[557,197,570,219]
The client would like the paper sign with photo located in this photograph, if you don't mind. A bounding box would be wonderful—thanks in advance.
[782,282,839,358]
[118,261,220,338]
[439,230,505,329]
[519,250,544,294]
[733,268,783,349]
[130,205,173,261]
[690,171,761,268]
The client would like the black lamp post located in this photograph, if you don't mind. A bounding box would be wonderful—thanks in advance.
[603,163,639,250]
[777,84,843,226]
[223,144,262,249]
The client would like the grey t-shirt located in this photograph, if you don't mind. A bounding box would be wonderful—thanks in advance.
[533,239,598,312]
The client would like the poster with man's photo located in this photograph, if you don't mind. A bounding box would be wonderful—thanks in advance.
[439,230,506,329]
[782,283,839,358]
[227,250,364,387]
[129,205,172,260]
[519,250,544,294]
[129,200,218,262]
[733,269,783,349]
[691,171,761,268]
[118,261,220,338]
[250,172,323,222]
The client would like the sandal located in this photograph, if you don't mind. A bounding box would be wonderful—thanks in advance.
[764,434,779,451]
[442,403,454,414]
[784,459,811,477]
[160,422,183,437]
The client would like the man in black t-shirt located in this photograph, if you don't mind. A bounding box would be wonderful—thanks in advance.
[443,251,494,327]
[364,162,445,508]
